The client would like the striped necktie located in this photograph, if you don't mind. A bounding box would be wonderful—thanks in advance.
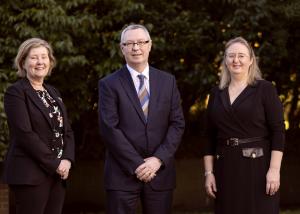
[137,74,149,120]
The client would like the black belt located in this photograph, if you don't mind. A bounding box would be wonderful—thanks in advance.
[221,136,267,147]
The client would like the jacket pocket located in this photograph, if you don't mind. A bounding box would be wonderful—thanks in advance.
[242,147,264,159]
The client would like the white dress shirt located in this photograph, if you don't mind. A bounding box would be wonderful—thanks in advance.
[127,64,150,95]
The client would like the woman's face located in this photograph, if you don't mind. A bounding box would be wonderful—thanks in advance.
[225,42,253,76]
[24,46,50,81]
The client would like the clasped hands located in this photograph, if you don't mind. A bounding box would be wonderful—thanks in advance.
[56,159,71,180]
[135,157,162,183]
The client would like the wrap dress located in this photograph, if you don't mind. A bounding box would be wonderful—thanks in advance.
[204,80,285,214]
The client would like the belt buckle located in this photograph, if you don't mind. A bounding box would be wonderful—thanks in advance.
[226,138,239,146]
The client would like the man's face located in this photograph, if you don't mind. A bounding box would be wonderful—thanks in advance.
[120,28,152,72]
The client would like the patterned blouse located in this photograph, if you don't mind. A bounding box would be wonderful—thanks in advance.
[36,89,64,158]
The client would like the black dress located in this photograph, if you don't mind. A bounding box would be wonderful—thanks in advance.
[204,80,285,214]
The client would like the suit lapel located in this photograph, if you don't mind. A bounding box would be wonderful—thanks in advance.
[147,67,159,123]
[118,66,147,124]
[22,79,53,128]
[44,84,66,115]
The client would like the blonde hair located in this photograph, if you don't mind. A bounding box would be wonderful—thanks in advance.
[15,38,56,77]
[219,36,262,89]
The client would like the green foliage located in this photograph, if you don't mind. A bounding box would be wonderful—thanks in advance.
[0,0,299,158]
[0,72,10,161]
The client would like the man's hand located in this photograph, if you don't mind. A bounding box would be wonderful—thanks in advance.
[135,157,162,182]
[56,159,71,180]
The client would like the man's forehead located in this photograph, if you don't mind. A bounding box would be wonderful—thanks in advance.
[123,29,148,39]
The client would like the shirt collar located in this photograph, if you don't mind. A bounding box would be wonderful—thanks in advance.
[127,64,149,80]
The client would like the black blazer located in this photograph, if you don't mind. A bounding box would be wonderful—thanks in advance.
[98,66,185,191]
[3,78,75,185]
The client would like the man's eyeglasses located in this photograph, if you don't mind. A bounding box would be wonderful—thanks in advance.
[122,40,150,48]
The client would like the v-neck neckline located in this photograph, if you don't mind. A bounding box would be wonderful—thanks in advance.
[227,85,249,106]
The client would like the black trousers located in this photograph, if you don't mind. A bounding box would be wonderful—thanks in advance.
[106,184,173,214]
[10,175,65,214]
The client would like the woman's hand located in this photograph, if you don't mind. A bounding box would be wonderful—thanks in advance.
[205,173,217,198]
[266,167,280,196]
[56,159,71,180]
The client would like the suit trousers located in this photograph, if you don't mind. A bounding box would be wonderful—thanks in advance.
[10,175,66,214]
[106,183,173,214]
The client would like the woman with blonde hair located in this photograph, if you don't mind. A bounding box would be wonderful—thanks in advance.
[203,37,284,214]
[3,38,75,214]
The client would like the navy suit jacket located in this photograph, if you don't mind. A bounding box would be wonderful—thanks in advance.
[3,78,75,185]
[98,66,185,191]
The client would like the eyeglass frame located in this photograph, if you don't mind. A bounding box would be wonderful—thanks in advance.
[225,53,250,61]
[121,40,150,48]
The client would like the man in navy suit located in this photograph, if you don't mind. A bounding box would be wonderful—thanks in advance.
[98,24,185,214]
